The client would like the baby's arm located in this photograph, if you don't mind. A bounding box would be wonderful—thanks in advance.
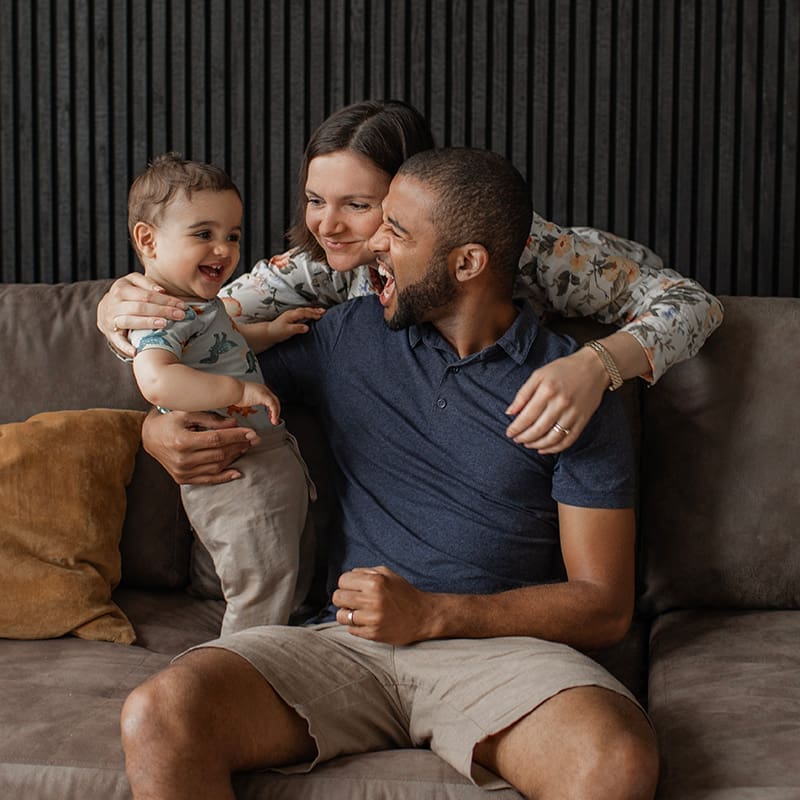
[132,349,280,424]
[235,307,325,354]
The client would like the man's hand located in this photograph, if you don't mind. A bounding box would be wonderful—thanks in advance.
[332,566,439,645]
[142,408,258,485]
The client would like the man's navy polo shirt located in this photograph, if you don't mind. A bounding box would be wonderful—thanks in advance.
[259,297,634,615]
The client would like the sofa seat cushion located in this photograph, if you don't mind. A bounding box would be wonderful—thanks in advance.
[232,751,523,799]
[649,609,800,800]
[0,636,171,799]
[113,588,224,654]
[0,603,523,800]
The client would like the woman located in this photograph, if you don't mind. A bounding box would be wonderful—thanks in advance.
[98,100,723,481]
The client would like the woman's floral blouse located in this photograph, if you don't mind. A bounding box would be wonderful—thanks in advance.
[222,212,724,383]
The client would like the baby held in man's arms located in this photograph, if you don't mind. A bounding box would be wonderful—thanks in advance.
[125,152,322,634]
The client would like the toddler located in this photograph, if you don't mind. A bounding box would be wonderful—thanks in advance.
[126,152,321,634]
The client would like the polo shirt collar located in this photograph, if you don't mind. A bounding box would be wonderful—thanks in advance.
[407,301,540,365]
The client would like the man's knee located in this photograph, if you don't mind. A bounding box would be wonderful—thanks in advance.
[575,721,659,800]
[120,665,198,760]
[479,687,658,800]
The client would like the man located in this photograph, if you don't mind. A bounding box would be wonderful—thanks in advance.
[121,148,659,799]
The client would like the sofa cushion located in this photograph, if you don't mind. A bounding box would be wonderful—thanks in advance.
[648,609,800,800]
[119,446,192,590]
[0,636,171,799]
[113,588,223,654]
[0,632,522,800]
[232,751,523,799]
[0,280,148,422]
[640,296,800,613]
[0,280,193,591]
[0,409,143,643]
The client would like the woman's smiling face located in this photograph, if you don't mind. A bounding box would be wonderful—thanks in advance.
[304,150,391,272]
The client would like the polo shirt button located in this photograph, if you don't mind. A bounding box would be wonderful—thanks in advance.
[437,397,447,409]
[452,366,460,373]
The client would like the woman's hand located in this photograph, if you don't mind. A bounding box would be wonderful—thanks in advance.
[97,273,187,358]
[141,408,258,485]
[505,347,610,454]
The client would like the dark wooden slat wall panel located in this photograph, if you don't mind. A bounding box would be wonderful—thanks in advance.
[693,0,717,292]
[0,0,797,296]
[778,0,799,296]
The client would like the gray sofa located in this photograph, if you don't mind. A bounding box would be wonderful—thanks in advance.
[0,279,798,799]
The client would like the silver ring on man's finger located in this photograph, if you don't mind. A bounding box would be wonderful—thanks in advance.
[551,422,570,436]
[346,608,355,626]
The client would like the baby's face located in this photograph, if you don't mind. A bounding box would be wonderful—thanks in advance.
[144,189,243,301]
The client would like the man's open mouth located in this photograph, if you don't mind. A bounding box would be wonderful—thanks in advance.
[370,263,396,306]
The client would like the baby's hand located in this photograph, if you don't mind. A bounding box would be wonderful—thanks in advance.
[270,307,325,344]
[236,381,281,426]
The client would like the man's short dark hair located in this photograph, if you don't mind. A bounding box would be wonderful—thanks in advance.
[396,148,533,288]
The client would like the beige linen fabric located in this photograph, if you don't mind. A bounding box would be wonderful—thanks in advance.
[182,623,645,790]
[180,428,316,634]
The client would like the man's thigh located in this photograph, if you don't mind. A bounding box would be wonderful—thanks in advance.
[474,685,658,799]
[182,624,413,771]
[136,647,318,772]
[394,636,649,790]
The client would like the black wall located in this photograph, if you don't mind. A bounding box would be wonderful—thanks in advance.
[1,0,797,296]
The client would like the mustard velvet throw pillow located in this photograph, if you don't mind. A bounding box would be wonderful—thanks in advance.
[0,409,145,644]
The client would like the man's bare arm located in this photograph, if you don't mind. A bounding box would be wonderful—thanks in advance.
[331,504,636,651]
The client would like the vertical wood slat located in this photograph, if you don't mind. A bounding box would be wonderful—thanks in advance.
[778,0,799,296]
[0,0,797,297]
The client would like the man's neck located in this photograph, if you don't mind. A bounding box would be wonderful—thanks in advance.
[431,297,519,359]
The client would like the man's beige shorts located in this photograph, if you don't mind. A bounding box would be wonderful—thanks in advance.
[182,622,644,789]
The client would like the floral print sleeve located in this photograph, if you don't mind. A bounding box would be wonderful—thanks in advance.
[220,249,373,322]
[515,212,725,383]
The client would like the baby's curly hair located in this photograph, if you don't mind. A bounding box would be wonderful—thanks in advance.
[127,152,241,253]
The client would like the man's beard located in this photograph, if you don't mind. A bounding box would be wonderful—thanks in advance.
[384,248,457,331]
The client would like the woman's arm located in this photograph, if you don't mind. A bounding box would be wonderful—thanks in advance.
[506,213,724,452]
[517,212,725,382]
[97,249,355,357]
[221,248,363,322]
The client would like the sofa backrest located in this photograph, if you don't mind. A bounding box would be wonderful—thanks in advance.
[639,296,800,614]
[0,280,147,421]
[9,282,794,614]
[0,280,192,589]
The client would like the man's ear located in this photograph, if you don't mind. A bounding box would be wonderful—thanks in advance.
[132,222,157,258]
[451,243,489,284]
